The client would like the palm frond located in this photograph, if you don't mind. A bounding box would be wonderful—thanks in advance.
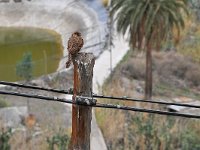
[111,0,189,50]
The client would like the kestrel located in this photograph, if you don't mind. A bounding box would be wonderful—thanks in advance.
[66,32,84,68]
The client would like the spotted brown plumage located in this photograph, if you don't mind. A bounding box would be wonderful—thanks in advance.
[66,32,84,68]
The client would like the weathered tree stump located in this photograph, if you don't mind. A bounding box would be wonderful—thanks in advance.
[70,52,95,150]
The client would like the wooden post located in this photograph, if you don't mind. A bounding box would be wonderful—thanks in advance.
[70,52,95,150]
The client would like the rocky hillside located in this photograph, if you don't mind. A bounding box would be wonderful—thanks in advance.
[95,49,200,150]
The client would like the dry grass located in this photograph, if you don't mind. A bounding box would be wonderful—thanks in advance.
[177,22,200,63]
[95,49,200,149]
[0,71,73,149]
[121,58,145,80]
[96,75,200,150]
[116,50,200,98]
[0,100,71,149]
[153,52,200,87]
[0,115,71,150]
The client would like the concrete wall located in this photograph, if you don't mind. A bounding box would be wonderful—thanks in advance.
[0,0,101,70]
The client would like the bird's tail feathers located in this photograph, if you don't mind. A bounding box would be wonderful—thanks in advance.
[66,54,72,68]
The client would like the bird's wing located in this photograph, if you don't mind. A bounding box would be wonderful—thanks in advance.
[67,38,72,50]
[78,37,84,49]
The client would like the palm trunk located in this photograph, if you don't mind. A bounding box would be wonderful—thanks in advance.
[145,44,152,100]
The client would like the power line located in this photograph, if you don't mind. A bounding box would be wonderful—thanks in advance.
[0,81,72,94]
[1,81,200,109]
[94,103,200,119]
[0,90,200,119]
[92,94,200,109]
[0,90,69,103]
[0,90,96,105]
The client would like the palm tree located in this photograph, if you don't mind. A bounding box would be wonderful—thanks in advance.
[111,0,189,100]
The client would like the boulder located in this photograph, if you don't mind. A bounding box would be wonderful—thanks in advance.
[0,106,28,128]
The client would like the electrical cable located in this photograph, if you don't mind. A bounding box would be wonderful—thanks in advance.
[1,81,200,109]
[0,90,200,119]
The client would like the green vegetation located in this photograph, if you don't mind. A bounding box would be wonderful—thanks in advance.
[104,0,199,149]
[96,97,200,150]
[47,130,70,150]
[131,113,200,150]
[0,126,70,150]
[16,52,33,112]
[106,50,200,99]
[111,0,188,100]
[0,27,63,81]
[178,26,200,62]
[154,83,200,100]
[0,97,9,108]
[0,128,12,150]
[97,48,200,150]
[16,52,33,81]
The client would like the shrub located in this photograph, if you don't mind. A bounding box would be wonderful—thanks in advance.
[153,52,200,88]
[155,52,190,78]
[121,59,145,80]
[46,130,69,150]
[0,128,12,150]
[181,130,200,150]
[0,97,9,108]
[97,107,200,150]
[185,66,200,87]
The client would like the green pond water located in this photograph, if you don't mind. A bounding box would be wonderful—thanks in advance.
[0,27,63,82]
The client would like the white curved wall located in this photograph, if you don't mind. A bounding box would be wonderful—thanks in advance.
[0,0,101,70]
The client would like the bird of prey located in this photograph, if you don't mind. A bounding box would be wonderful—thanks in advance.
[66,32,84,68]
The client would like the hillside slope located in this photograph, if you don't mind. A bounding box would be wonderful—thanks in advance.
[96,50,200,150]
